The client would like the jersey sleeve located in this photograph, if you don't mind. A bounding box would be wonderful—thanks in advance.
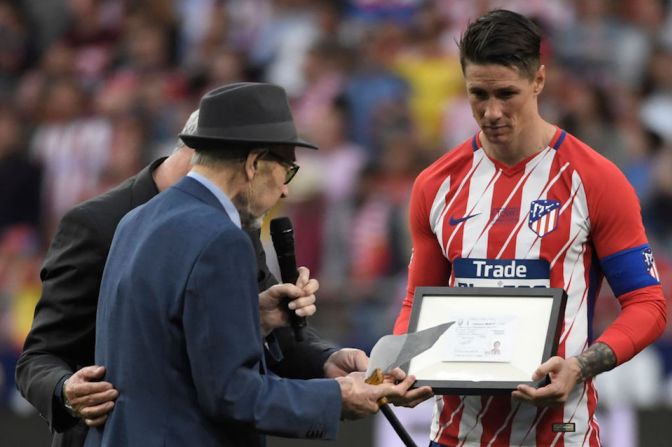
[586,160,666,363]
[587,160,661,294]
[595,285,666,364]
[589,161,652,267]
[393,174,451,334]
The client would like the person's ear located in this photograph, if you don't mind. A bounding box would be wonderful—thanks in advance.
[533,65,546,95]
[244,151,264,180]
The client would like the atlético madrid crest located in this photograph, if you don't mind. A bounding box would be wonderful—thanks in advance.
[643,247,660,281]
[528,199,561,237]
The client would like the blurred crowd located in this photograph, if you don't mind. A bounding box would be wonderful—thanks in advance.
[0,0,671,431]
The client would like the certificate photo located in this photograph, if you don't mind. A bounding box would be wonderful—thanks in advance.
[403,287,567,394]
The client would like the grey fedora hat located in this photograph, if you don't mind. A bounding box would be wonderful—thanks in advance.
[179,82,317,150]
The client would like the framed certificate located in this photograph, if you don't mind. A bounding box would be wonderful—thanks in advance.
[403,287,566,394]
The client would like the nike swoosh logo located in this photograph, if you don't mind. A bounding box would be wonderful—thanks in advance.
[449,213,480,226]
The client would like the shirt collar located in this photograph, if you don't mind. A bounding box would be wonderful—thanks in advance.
[186,171,242,229]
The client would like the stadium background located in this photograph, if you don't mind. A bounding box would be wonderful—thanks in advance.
[0,0,671,446]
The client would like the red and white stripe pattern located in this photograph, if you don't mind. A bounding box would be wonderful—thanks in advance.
[411,129,634,446]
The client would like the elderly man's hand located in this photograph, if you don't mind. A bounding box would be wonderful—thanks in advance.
[336,372,416,420]
[62,366,119,427]
[259,266,318,336]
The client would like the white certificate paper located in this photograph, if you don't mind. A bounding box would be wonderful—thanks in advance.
[441,316,516,362]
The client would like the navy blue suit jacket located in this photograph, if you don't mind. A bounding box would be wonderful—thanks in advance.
[85,177,341,447]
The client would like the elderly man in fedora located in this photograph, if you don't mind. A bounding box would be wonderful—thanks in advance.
[83,83,416,447]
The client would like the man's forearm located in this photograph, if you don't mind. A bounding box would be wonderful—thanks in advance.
[15,352,79,431]
[574,342,617,381]
[268,327,337,379]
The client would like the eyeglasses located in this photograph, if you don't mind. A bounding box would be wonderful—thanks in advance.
[261,151,300,185]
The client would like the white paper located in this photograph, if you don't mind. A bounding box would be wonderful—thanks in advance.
[441,315,516,362]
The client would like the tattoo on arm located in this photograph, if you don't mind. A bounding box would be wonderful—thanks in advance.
[575,342,617,381]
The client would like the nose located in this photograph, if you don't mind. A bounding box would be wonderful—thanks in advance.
[483,99,503,121]
[280,184,289,198]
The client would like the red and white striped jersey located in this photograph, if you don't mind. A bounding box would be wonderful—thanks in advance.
[394,128,662,446]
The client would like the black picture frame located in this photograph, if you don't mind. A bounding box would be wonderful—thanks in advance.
[402,287,567,395]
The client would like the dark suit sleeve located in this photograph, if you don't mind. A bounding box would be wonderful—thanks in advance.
[184,229,341,439]
[267,328,337,379]
[15,207,104,432]
[244,227,339,379]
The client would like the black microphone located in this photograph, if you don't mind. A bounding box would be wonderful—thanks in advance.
[270,217,306,342]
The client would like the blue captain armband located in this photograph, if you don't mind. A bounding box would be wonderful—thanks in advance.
[600,244,661,297]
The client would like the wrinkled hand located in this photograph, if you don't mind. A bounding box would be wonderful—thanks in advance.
[385,368,434,408]
[62,366,118,427]
[336,371,415,420]
[512,356,582,406]
[324,348,368,378]
[259,266,318,336]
